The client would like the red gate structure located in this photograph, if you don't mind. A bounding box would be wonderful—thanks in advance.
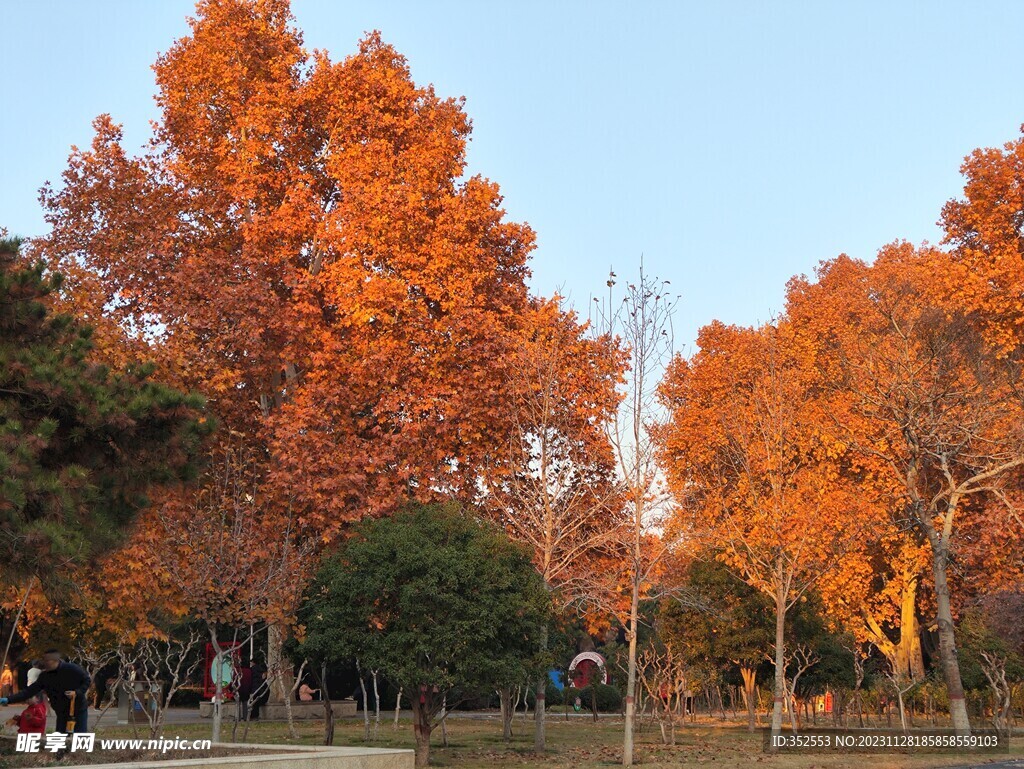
[203,642,242,699]
[568,651,608,688]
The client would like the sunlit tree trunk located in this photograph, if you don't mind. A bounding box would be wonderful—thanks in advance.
[622,536,641,766]
[740,667,757,732]
[770,585,786,741]
[930,540,971,734]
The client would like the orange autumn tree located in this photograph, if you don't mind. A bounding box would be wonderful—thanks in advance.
[779,255,932,686]
[37,0,541,711]
[941,126,1024,356]
[940,125,1024,601]
[658,320,870,739]
[479,296,626,752]
[784,243,1024,735]
[57,441,314,744]
[957,488,1024,596]
[778,254,931,681]
[483,297,624,595]
[73,503,192,644]
[154,442,312,743]
[818,532,929,682]
[58,444,311,742]
[38,0,535,539]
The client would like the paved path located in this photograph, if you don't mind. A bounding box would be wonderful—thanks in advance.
[86,707,617,728]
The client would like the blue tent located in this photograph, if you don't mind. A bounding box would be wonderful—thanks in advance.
[548,670,565,691]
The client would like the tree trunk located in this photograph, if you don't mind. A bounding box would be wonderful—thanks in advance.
[267,625,292,704]
[357,659,370,741]
[896,686,908,734]
[282,659,306,740]
[209,630,224,744]
[852,651,865,729]
[440,695,449,747]
[499,687,513,741]
[534,623,548,753]
[740,667,757,732]
[980,654,1012,736]
[770,592,786,741]
[320,662,334,746]
[931,544,971,735]
[786,680,799,734]
[863,573,924,683]
[394,687,403,730]
[283,681,297,739]
[622,565,641,766]
[894,574,925,681]
[411,694,432,768]
[372,670,381,740]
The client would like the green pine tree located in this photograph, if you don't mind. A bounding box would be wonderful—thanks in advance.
[0,235,212,588]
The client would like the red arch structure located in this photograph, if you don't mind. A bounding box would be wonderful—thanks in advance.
[568,652,608,688]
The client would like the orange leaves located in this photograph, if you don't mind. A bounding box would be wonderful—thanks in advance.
[659,320,874,605]
[774,236,1024,692]
[478,297,625,592]
[941,128,1024,356]
[39,0,541,541]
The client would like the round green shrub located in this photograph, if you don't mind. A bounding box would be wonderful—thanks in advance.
[545,682,563,706]
[524,682,565,707]
[565,683,621,713]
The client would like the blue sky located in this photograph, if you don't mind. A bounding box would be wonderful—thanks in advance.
[3,1,1023,352]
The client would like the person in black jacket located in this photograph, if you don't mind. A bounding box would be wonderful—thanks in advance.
[93,661,119,709]
[0,650,90,733]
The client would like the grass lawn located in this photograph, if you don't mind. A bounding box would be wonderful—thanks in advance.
[84,711,1024,768]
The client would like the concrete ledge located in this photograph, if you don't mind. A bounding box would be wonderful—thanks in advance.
[81,742,413,769]
[198,700,357,720]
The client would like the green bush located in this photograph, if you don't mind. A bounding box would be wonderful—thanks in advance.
[593,683,623,712]
[522,682,564,708]
[544,682,563,706]
[564,684,621,713]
